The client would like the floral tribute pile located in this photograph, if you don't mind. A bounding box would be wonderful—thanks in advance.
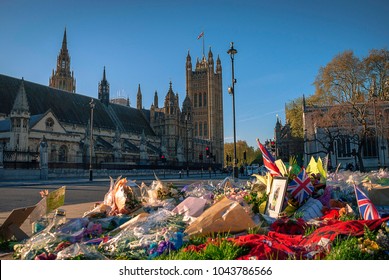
[6,161,389,260]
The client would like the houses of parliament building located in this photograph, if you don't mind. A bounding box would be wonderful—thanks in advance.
[0,29,224,171]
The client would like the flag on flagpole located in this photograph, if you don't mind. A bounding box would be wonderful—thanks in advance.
[197,31,204,40]
[353,184,381,220]
[287,168,314,204]
[256,139,281,177]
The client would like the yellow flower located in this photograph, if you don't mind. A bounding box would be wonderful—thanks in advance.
[370,242,379,251]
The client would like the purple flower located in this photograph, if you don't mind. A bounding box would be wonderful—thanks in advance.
[156,240,176,254]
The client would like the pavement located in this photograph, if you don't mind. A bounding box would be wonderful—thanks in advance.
[0,171,239,187]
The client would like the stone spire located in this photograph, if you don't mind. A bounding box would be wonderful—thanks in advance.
[10,78,31,151]
[98,66,110,105]
[154,90,158,108]
[11,78,30,115]
[137,84,142,110]
[49,28,76,93]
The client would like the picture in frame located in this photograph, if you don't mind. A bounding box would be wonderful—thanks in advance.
[266,176,288,218]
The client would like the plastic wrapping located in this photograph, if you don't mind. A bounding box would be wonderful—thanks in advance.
[101,208,186,259]
[85,176,141,217]
[15,231,58,260]
[56,243,108,260]
[141,180,181,206]
[54,218,104,243]
[172,197,207,218]
[181,181,215,203]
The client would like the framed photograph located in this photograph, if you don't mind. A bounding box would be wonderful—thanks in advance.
[265,176,288,218]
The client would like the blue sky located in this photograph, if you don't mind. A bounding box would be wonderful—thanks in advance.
[1,0,388,149]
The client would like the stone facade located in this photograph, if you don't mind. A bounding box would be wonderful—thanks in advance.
[303,99,389,171]
[185,49,224,165]
[274,116,304,164]
[0,29,224,169]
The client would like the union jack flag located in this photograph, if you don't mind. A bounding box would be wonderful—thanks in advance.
[353,184,381,220]
[256,139,281,177]
[287,168,314,204]
[197,31,204,40]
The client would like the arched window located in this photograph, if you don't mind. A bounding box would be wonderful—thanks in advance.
[58,145,68,162]
[194,122,199,137]
[199,122,203,137]
[50,144,57,162]
[203,92,207,107]
[363,134,378,157]
[204,122,208,137]
[199,93,202,107]
[46,118,54,131]
[336,136,351,158]
[194,93,198,107]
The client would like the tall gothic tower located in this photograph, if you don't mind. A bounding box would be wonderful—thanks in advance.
[163,81,180,159]
[186,48,224,166]
[98,66,110,105]
[49,28,76,93]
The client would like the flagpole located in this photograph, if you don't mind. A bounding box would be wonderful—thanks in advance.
[197,31,205,57]
[352,184,360,219]
[202,32,205,57]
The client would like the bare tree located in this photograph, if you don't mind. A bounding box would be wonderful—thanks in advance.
[364,49,389,100]
[312,50,371,171]
[286,49,389,171]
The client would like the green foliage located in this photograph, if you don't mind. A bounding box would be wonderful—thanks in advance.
[112,249,148,260]
[244,191,268,214]
[363,224,376,241]
[158,238,249,260]
[0,240,16,252]
[224,140,261,166]
[325,235,369,260]
[325,226,389,260]
[285,98,304,138]
[247,222,268,235]
[293,211,303,219]
[339,213,358,221]
[303,225,317,237]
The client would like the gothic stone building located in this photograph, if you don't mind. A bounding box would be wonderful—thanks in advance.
[274,116,304,164]
[0,29,224,170]
[303,100,389,171]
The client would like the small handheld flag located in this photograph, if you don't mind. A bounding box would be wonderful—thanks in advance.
[287,168,314,204]
[353,184,381,220]
[256,139,281,177]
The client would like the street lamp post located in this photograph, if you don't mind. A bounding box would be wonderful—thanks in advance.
[185,112,190,177]
[373,98,381,169]
[89,99,95,181]
[227,42,238,179]
[379,112,386,168]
